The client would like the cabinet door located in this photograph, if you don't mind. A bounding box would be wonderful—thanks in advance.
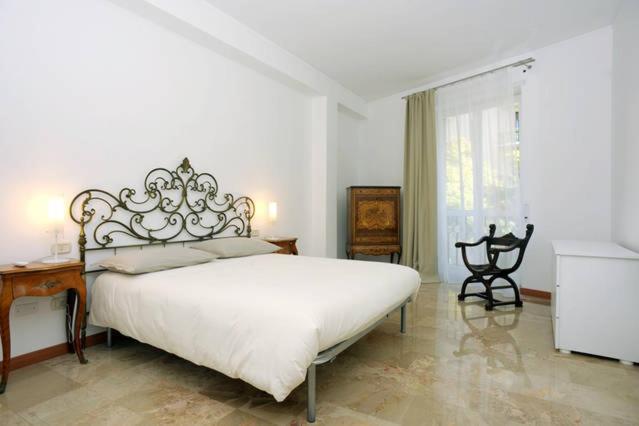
[559,256,639,362]
[352,189,399,245]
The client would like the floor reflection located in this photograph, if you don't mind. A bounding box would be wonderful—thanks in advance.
[454,300,530,385]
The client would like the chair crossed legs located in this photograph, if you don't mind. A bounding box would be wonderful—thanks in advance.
[456,224,534,311]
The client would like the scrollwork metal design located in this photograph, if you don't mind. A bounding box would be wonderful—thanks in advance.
[70,158,254,262]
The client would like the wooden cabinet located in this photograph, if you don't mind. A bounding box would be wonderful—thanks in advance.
[346,186,401,263]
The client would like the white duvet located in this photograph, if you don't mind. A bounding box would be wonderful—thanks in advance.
[89,254,420,401]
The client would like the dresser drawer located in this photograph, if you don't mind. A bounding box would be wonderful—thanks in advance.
[11,270,78,298]
[350,187,399,196]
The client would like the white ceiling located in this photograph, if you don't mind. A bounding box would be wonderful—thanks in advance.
[207,0,620,100]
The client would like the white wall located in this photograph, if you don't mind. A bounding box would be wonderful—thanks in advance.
[361,98,405,186]
[361,27,614,291]
[355,96,405,264]
[336,107,364,258]
[612,0,639,252]
[309,97,340,258]
[0,0,314,357]
[126,0,367,116]
[116,0,368,260]
[520,27,612,291]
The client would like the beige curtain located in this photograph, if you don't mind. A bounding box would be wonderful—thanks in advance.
[401,90,439,283]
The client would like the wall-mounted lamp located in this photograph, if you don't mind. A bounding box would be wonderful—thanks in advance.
[47,196,65,224]
[268,201,278,223]
[42,196,69,264]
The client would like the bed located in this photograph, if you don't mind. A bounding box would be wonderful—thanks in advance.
[70,158,420,422]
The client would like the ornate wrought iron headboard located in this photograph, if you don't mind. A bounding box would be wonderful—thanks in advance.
[70,158,254,264]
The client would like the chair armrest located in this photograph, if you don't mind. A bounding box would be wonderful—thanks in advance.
[455,238,487,248]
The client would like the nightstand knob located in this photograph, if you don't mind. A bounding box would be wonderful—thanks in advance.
[37,279,62,290]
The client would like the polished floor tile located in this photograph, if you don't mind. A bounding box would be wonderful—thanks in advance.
[0,364,80,413]
[1,283,638,425]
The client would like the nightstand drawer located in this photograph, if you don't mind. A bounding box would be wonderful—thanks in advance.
[11,270,78,298]
[263,237,298,255]
[275,241,295,255]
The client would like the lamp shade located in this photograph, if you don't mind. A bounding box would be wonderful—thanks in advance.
[47,196,65,223]
[268,201,278,222]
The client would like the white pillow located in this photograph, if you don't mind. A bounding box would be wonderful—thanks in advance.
[98,247,218,274]
[191,237,279,258]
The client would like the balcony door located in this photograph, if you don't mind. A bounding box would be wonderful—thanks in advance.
[436,69,522,284]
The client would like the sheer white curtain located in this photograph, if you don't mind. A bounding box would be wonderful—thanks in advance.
[436,69,522,284]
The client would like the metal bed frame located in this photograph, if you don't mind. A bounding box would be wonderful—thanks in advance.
[71,158,411,423]
[305,298,408,422]
[106,298,408,423]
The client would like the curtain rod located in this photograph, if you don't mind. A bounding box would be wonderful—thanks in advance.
[401,57,535,99]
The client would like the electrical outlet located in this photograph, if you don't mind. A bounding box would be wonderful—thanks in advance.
[51,241,72,255]
[252,229,260,237]
[15,302,38,317]
[50,296,66,311]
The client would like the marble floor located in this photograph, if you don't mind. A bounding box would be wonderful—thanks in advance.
[1,283,638,425]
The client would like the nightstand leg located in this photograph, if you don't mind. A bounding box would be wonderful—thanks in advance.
[0,299,11,394]
[73,287,88,364]
[66,290,76,353]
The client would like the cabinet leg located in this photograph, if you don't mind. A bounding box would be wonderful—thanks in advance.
[0,300,11,394]
[389,253,394,263]
[73,287,88,364]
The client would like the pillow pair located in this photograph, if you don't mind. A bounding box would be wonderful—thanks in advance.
[98,238,279,274]
[190,237,279,259]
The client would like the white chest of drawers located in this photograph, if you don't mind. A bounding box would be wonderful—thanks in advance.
[551,240,639,365]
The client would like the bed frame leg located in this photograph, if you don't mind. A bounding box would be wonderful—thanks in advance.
[400,305,407,334]
[307,363,316,423]
[106,327,113,348]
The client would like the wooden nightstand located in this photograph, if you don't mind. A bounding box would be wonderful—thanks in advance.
[0,260,87,394]
[263,237,298,255]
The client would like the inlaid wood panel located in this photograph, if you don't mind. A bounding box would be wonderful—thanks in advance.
[347,186,401,262]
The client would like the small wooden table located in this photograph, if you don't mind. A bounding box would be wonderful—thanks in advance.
[0,260,87,394]
[263,237,298,255]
